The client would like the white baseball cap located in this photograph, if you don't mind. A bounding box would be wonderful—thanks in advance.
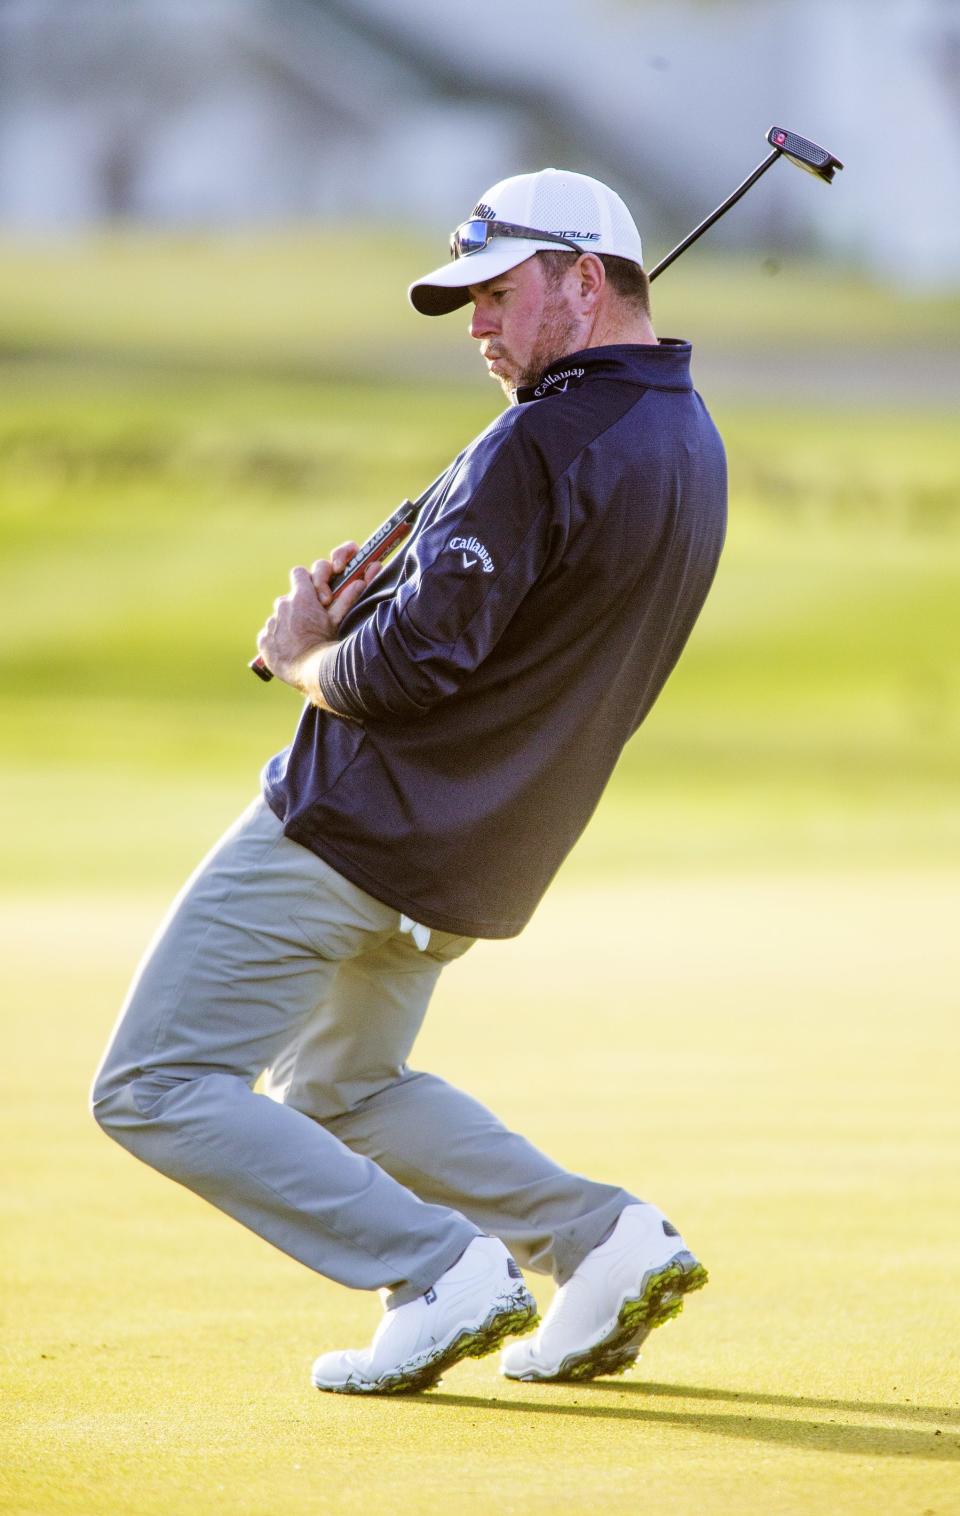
[409,167,644,317]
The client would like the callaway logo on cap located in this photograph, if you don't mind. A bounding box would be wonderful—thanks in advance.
[409,167,644,317]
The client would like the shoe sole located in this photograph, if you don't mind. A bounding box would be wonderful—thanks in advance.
[314,1285,540,1396]
[504,1250,708,1384]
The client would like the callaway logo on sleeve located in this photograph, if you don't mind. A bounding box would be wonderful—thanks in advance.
[449,536,495,573]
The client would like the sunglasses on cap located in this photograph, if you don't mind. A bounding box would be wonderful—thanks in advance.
[449,219,584,260]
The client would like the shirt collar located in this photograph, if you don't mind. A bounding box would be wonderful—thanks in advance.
[515,339,693,405]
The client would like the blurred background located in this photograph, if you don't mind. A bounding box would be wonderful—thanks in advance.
[1,0,957,894]
[3,6,959,1509]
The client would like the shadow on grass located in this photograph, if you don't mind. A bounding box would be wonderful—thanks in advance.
[619,1380,960,1427]
[405,1384,959,1461]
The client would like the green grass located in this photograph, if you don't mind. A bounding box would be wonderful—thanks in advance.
[1,232,959,1515]
[3,880,958,1515]
[1,232,958,379]
[0,361,957,891]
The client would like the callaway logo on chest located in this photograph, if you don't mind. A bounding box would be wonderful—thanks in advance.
[449,535,495,573]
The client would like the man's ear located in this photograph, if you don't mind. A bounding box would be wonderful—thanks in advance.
[576,253,605,306]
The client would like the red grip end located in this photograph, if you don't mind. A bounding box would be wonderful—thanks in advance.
[249,656,274,682]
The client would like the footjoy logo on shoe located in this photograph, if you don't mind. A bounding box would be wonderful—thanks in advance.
[449,536,495,573]
[423,1286,437,1304]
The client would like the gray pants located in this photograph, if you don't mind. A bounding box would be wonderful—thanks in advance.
[92,798,634,1306]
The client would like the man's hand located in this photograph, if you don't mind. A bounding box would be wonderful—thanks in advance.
[256,541,381,702]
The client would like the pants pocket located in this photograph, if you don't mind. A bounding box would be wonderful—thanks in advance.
[287,846,396,960]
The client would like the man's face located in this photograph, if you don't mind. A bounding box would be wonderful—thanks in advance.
[468,255,581,398]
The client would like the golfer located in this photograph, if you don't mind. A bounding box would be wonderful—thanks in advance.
[92,168,727,1394]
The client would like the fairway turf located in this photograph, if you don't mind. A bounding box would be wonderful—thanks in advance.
[0,365,957,892]
[1,232,958,1515]
[2,880,958,1516]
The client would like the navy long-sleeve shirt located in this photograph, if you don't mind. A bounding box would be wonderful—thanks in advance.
[264,341,726,937]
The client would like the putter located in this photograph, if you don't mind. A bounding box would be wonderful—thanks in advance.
[249,125,842,681]
[648,125,843,281]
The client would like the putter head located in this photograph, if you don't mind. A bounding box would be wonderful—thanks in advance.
[767,126,843,183]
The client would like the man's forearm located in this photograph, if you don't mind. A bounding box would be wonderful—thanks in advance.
[284,643,350,715]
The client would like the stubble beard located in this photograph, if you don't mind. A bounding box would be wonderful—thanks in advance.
[492,287,582,400]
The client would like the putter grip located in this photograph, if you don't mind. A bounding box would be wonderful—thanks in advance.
[248,500,417,682]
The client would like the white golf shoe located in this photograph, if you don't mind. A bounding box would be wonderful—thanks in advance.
[500,1203,707,1383]
[312,1236,538,1395]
